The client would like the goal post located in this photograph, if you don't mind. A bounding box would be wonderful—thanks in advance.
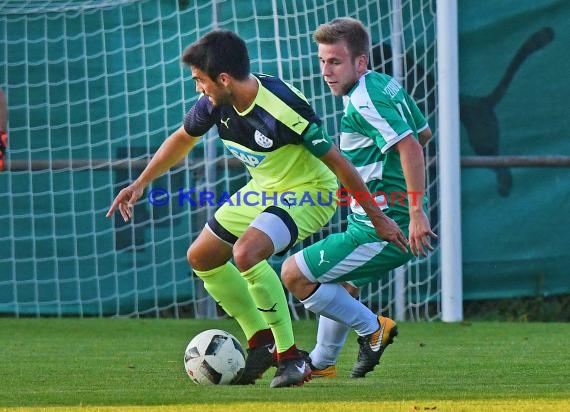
[436,0,463,322]
[0,0,442,320]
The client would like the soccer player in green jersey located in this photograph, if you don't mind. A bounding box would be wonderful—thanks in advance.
[106,30,408,388]
[281,17,437,378]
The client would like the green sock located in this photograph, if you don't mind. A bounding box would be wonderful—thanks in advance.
[242,260,294,353]
[194,262,268,340]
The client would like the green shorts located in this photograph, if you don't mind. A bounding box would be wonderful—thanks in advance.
[208,178,337,254]
[294,214,413,286]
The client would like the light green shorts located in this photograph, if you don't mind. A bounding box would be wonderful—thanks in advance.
[208,178,337,254]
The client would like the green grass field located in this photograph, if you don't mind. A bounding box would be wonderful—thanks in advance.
[1,319,569,411]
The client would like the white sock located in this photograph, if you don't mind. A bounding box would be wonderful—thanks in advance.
[301,283,378,336]
[309,315,350,369]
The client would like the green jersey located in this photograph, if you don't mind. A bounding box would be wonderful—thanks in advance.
[340,70,428,224]
[184,73,336,192]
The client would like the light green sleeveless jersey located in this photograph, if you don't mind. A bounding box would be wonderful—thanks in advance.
[340,70,429,225]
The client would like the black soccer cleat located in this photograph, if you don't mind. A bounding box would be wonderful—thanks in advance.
[269,356,312,388]
[231,342,277,385]
[350,315,398,378]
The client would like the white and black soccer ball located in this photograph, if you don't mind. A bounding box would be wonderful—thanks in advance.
[183,329,246,385]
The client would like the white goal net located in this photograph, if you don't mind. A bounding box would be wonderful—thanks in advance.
[0,0,439,320]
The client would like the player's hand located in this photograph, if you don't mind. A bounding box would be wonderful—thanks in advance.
[408,210,437,256]
[370,214,408,253]
[106,183,145,222]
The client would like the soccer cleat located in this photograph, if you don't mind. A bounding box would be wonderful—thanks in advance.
[310,364,337,378]
[350,315,398,378]
[269,356,312,388]
[231,342,278,385]
[298,349,336,378]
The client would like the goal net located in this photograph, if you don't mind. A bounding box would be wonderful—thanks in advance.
[0,0,439,320]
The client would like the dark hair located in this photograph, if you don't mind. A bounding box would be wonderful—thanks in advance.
[313,17,369,59]
[181,30,250,81]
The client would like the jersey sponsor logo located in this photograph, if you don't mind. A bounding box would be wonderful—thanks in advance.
[226,145,266,167]
[254,129,273,148]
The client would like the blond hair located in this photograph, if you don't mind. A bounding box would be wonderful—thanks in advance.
[313,17,369,59]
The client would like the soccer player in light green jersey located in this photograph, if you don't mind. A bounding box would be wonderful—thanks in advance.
[106,30,408,388]
[281,17,437,378]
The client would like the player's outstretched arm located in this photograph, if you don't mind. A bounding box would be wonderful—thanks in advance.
[319,144,408,252]
[106,126,200,221]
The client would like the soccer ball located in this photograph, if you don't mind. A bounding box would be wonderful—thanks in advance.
[183,329,246,385]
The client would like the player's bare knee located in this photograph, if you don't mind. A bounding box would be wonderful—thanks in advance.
[280,257,294,288]
[281,256,306,290]
[233,230,273,271]
[186,244,202,269]
[232,245,250,271]
[187,241,230,271]
[232,243,263,272]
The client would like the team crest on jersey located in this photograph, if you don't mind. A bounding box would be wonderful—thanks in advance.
[254,130,273,148]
